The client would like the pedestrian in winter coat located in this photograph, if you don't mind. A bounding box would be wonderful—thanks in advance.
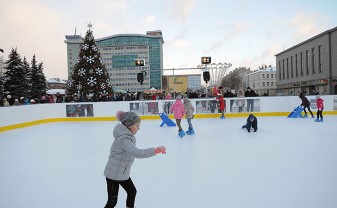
[3,98,10,107]
[299,90,314,118]
[103,111,166,208]
[164,92,173,115]
[224,88,236,112]
[315,94,324,122]
[244,87,256,112]
[170,95,185,136]
[183,94,195,135]
[236,89,245,112]
[242,114,258,132]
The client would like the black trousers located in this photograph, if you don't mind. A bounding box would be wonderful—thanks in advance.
[104,177,137,208]
[317,110,323,119]
[303,105,314,117]
[176,119,182,131]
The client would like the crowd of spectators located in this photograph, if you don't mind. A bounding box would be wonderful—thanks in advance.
[0,87,261,107]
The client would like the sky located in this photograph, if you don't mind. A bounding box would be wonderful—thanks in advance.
[1,116,337,208]
[1,0,337,80]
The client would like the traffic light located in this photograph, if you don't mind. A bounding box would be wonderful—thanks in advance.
[137,73,144,84]
[135,59,145,66]
[201,57,211,64]
[203,71,210,83]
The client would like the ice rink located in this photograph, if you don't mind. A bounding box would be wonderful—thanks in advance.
[1,116,337,208]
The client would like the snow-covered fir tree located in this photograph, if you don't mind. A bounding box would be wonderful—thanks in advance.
[30,54,47,99]
[22,57,32,97]
[67,23,112,98]
[3,48,29,98]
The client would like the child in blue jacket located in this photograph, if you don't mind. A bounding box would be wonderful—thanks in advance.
[242,114,258,132]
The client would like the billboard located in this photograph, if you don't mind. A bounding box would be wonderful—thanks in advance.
[167,76,188,92]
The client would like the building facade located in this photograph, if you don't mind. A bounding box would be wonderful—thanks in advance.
[65,30,164,92]
[241,66,277,96]
[275,27,337,95]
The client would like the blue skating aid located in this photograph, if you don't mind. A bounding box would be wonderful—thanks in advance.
[159,113,176,127]
[287,106,304,118]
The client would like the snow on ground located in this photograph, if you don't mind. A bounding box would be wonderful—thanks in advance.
[1,116,337,208]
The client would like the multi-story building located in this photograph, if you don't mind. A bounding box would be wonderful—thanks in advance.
[241,66,277,96]
[275,26,337,95]
[65,30,164,92]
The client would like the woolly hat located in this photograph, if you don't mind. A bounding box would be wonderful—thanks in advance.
[116,111,141,127]
[176,95,182,100]
[183,94,188,100]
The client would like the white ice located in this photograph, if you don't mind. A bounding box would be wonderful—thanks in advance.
[1,116,337,208]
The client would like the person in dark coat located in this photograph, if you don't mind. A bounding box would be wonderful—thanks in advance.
[242,114,258,132]
[244,87,256,112]
[299,90,314,118]
[224,88,236,112]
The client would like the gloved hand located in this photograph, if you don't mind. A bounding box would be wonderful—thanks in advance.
[155,146,166,154]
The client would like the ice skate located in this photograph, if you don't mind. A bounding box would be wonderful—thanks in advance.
[314,118,320,122]
[186,128,195,135]
[319,118,324,122]
[220,115,225,119]
[178,130,186,138]
[303,114,308,118]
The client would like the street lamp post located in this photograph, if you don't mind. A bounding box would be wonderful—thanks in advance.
[197,62,232,87]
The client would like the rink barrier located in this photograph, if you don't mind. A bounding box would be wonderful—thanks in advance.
[1,96,337,132]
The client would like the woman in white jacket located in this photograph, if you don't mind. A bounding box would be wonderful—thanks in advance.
[104,111,166,208]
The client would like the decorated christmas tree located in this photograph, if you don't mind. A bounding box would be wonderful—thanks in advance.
[67,23,112,98]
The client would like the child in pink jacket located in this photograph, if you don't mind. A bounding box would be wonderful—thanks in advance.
[170,95,185,137]
[315,94,324,122]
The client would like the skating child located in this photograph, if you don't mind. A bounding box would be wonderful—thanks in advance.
[315,94,324,122]
[170,95,185,137]
[183,94,195,135]
[217,93,225,119]
[104,111,166,208]
[242,114,258,132]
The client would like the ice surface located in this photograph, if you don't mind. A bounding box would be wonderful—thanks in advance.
[1,116,337,208]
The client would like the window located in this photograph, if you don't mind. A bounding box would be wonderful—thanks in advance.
[318,45,322,73]
[267,82,270,86]
[300,52,304,76]
[282,59,285,80]
[286,58,289,79]
[290,56,293,78]
[278,61,282,81]
[312,48,315,74]
[263,82,265,86]
[295,54,298,77]
[271,82,274,86]
[262,74,265,78]
[306,50,309,75]
[271,74,273,78]
[267,74,269,78]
